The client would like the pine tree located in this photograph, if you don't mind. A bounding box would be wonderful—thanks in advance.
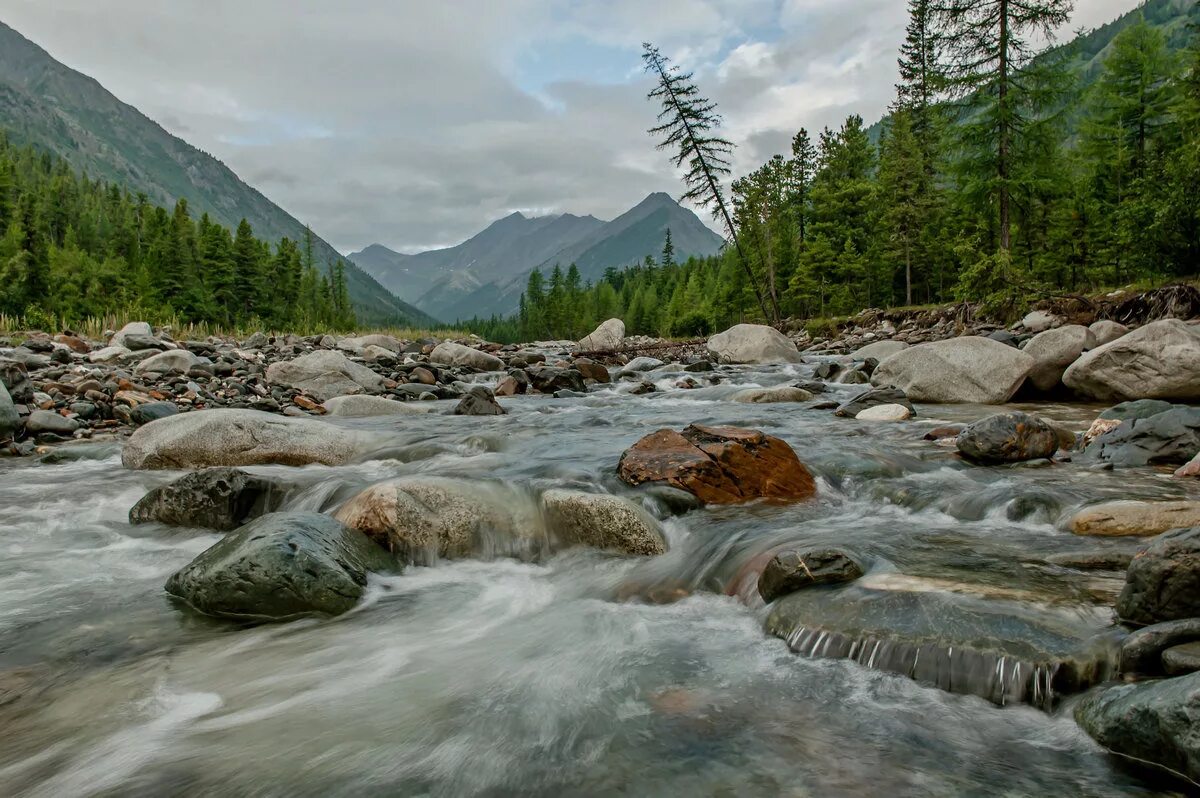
[878,111,927,305]
[661,228,676,269]
[231,218,261,321]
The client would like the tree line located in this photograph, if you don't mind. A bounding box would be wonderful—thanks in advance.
[0,132,355,330]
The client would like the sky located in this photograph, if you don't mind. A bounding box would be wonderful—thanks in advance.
[5,0,1140,254]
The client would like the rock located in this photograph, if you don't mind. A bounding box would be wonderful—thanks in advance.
[410,366,437,385]
[1119,619,1200,676]
[132,349,200,375]
[338,334,402,354]
[429,342,504,371]
[454,385,506,416]
[628,381,656,396]
[1164,642,1200,676]
[122,409,373,469]
[1100,399,1177,422]
[494,375,520,397]
[1083,407,1200,466]
[617,424,816,504]
[576,318,625,352]
[1176,452,1200,478]
[706,324,804,364]
[729,386,813,404]
[541,489,667,556]
[922,425,964,441]
[855,403,913,421]
[164,512,393,620]
[850,340,909,361]
[24,410,79,436]
[758,548,864,603]
[870,337,1034,404]
[0,382,17,440]
[88,345,132,364]
[1117,527,1200,624]
[956,412,1060,464]
[683,361,714,373]
[573,358,610,383]
[1023,325,1097,392]
[322,395,429,417]
[1045,550,1135,570]
[987,330,1020,347]
[527,365,587,394]
[130,401,179,426]
[265,350,384,402]
[242,331,269,349]
[834,386,914,418]
[1089,320,1129,345]
[1075,671,1200,783]
[1082,417,1122,448]
[1063,319,1200,401]
[121,333,167,352]
[1071,501,1200,537]
[622,356,664,373]
[53,333,90,353]
[110,321,152,348]
[129,467,283,531]
[1020,310,1059,332]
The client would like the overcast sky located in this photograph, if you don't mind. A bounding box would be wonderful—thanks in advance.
[6,0,1139,254]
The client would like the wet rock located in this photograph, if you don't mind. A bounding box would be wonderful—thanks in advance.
[683,360,714,373]
[1089,320,1129,346]
[1071,501,1200,537]
[622,356,664,373]
[1082,407,1200,466]
[0,381,17,440]
[1117,527,1200,624]
[956,412,1060,464]
[922,425,964,441]
[129,467,283,531]
[429,341,504,371]
[164,512,393,620]
[24,410,79,436]
[527,365,586,394]
[1024,325,1097,392]
[1176,453,1200,478]
[1064,319,1200,401]
[1119,619,1200,676]
[631,484,705,516]
[834,386,914,418]
[322,395,429,417]
[1164,642,1200,676]
[576,318,625,352]
[541,489,667,556]
[1045,550,1135,570]
[454,385,506,416]
[730,386,813,404]
[628,381,656,395]
[122,408,373,469]
[870,336,1034,404]
[707,324,804,364]
[617,424,816,504]
[850,340,908,361]
[1075,671,1200,783]
[494,375,520,397]
[573,358,610,383]
[1100,399,1176,422]
[129,401,178,426]
[265,350,384,402]
[793,379,825,393]
[856,403,913,421]
[758,548,864,603]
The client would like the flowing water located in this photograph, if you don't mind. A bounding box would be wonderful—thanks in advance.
[1,359,1195,796]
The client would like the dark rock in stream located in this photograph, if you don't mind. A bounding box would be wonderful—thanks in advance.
[453,385,506,416]
[129,467,284,531]
[758,549,864,603]
[956,412,1060,464]
[1117,528,1200,625]
[1082,407,1200,467]
[130,400,179,425]
[1119,618,1200,677]
[834,386,913,418]
[1163,642,1200,676]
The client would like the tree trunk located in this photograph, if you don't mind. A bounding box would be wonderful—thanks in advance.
[904,237,913,305]
[998,0,1011,252]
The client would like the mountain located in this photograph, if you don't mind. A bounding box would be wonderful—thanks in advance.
[354,192,725,322]
[0,21,436,327]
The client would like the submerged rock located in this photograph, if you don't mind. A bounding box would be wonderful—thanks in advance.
[265,350,384,401]
[758,548,863,603]
[541,489,666,556]
[956,412,1060,464]
[129,467,283,531]
[1070,501,1200,537]
[729,386,813,404]
[834,386,914,418]
[706,324,804,364]
[164,512,393,620]
[1063,319,1200,402]
[870,336,1034,404]
[1117,527,1200,625]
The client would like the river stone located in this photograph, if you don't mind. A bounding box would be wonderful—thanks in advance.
[265,350,384,402]
[956,412,1060,464]
[164,512,393,620]
[1080,407,1200,467]
[129,467,283,531]
[1063,319,1200,401]
[617,424,816,504]
[1163,642,1200,676]
[622,356,664,373]
[429,342,504,371]
[0,381,17,440]
[454,385,506,415]
[577,318,625,352]
[322,395,429,417]
[121,333,168,352]
[870,336,1034,404]
[1089,320,1130,345]
[541,489,666,556]
[87,345,131,364]
[1075,671,1200,784]
[850,340,909,361]
[1176,453,1200,478]
[855,403,913,421]
[834,386,914,418]
[758,548,864,603]
[110,321,152,348]
[1119,619,1200,676]
[1021,310,1059,332]
[1117,527,1200,625]
[338,334,402,354]
[527,365,587,394]
[706,324,804,364]
[1071,501,1200,537]
[1023,325,1097,392]
[122,409,373,469]
[130,401,179,425]
[24,410,79,436]
[730,386,813,404]
[1100,399,1176,422]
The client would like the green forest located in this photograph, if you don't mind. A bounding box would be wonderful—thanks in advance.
[469,0,1200,343]
[0,133,355,331]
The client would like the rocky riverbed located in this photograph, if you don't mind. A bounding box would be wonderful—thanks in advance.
[2,310,1200,795]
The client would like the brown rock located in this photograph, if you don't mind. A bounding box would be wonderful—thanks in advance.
[293,395,325,413]
[53,334,91,353]
[1083,417,1122,448]
[922,425,963,441]
[1070,500,1200,537]
[411,366,436,386]
[1175,453,1200,478]
[617,424,816,504]
[574,358,610,384]
[495,375,519,397]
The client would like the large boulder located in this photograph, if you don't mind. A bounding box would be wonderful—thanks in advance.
[0,381,18,440]
[576,318,625,352]
[1075,671,1200,784]
[1023,325,1096,392]
[1089,320,1129,345]
[322,395,430,417]
[1070,501,1200,537]
[541,489,667,556]
[1119,619,1200,677]
[134,349,202,375]
[870,337,1034,404]
[956,412,1060,463]
[429,342,504,371]
[758,548,864,603]
[265,350,384,401]
[850,340,909,361]
[1063,319,1200,401]
[834,386,913,418]
[1117,527,1200,624]
[25,410,79,436]
[129,467,283,531]
[1082,407,1200,467]
[1100,399,1177,422]
[122,409,373,469]
[617,424,816,504]
[729,386,813,404]
[706,324,804,364]
[110,321,153,348]
[164,512,393,620]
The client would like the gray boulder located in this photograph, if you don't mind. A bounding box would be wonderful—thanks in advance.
[88,345,132,364]
[870,336,1034,404]
[1117,527,1200,625]
[850,340,909,361]
[707,324,804,364]
[1063,319,1200,401]
[130,467,283,531]
[1089,320,1129,345]
[1083,407,1200,466]
[164,512,393,620]
[130,401,179,425]
[622,356,665,373]
[541,489,667,556]
[834,386,914,418]
[322,395,430,417]
[758,548,863,603]
[110,321,153,348]
[730,386,813,404]
[0,381,17,440]
[454,385,506,416]
[1100,399,1176,422]
[577,318,625,352]
[25,410,79,436]
[429,342,504,371]
[1023,324,1096,392]
[265,350,384,401]
[956,412,1061,463]
[122,333,168,352]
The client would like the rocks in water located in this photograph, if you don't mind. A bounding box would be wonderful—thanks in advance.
[870,336,1034,404]
[621,356,664,373]
[1100,399,1176,422]
[129,401,179,426]
[122,408,372,469]
[129,467,283,531]
[1070,501,1200,537]
[1089,319,1129,345]
[706,324,804,364]
[1118,618,1200,676]
[849,340,908,361]
[1045,550,1135,570]
[1075,671,1200,784]
[834,386,914,418]
[1082,407,1200,466]
[24,410,79,437]
[164,512,393,620]
[729,386,813,404]
[322,395,429,417]
[1063,319,1200,401]
[855,403,913,421]
[956,412,1060,464]
[758,549,864,603]
[0,381,18,440]
[1164,642,1200,676]
[617,424,816,504]
[576,318,625,352]
[573,358,610,383]
[922,424,964,441]
[265,350,384,401]
[1023,325,1096,392]
[429,341,504,371]
[1117,527,1200,624]
[527,365,587,394]
[540,489,667,556]
[454,385,506,416]
[134,349,201,375]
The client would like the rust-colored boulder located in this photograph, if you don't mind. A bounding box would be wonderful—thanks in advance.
[616,424,816,504]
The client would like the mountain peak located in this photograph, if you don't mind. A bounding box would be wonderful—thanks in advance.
[638,191,678,208]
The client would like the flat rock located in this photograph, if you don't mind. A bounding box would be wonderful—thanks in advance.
[707,324,803,364]
[730,386,813,404]
[1064,319,1200,401]
[265,350,384,402]
[855,403,913,421]
[1071,500,1200,537]
[541,489,667,556]
[429,342,504,371]
[1081,407,1200,467]
[870,336,1034,404]
[835,386,914,418]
